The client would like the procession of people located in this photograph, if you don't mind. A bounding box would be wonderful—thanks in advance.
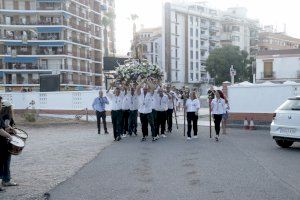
[92,78,229,142]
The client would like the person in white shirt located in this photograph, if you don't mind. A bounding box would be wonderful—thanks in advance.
[127,87,139,136]
[136,80,156,141]
[153,88,168,138]
[211,91,226,141]
[121,87,130,137]
[185,91,200,140]
[166,85,178,133]
[106,83,125,141]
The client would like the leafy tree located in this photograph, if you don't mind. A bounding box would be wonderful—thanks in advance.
[206,45,252,85]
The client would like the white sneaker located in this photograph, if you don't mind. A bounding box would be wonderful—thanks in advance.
[162,134,167,138]
[187,137,191,140]
[122,134,127,138]
[193,136,198,139]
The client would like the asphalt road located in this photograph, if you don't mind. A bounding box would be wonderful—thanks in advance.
[49,126,300,200]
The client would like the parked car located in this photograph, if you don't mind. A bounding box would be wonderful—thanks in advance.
[270,96,300,148]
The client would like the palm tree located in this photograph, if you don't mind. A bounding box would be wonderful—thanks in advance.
[102,11,116,57]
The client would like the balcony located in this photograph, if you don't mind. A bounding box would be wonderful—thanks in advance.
[261,71,276,79]
[209,36,219,42]
[200,34,209,40]
[200,23,209,29]
[200,45,209,51]
[209,26,219,32]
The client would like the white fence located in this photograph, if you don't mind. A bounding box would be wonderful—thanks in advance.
[228,82,300,113]
[0,91,102,111]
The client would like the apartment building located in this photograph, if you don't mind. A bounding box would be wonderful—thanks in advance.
[259,26,300,51]
[220,7,259,57]
[0,0,115,91]
[163,2,221,87]
[163,2,261,87]
[131,27,162,70]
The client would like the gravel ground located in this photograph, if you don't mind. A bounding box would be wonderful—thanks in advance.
[0,122,113,200]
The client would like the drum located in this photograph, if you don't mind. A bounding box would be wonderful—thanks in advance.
[14,128,28,142]
[8,135,25,155]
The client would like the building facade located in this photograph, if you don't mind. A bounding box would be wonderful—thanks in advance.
[163,2,259,87]
[258,26,300,52]
[163,2,222,87]
[0,0,115,91]
[256,49,300,83]
[131,27,162,69]
[220,7,259,57]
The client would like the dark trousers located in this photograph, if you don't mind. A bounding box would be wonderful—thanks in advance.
[213,114,223,136]
[0,150,11,183]
[155,110,167,136]
[111,110,122,139]
[96,111,107,132]
[122,110,130,134]
[128,110,138,135]
[140,113,156,138]
[167,109,173,131]
[187,112,198,138]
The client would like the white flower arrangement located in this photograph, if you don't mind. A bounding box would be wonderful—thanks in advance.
[115,60,163,84]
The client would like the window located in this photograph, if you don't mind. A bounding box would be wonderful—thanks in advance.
[196,51,199,59]
[175,38,178,46]
[263,60,273,78]
[196,29,199,37]
[196,73,199,80]
[190,39,193,47]
[232,36,240,42]
[175,49,178,57]
[196,40,199,48]
[190,16,193,24]
[190,51,193,59]
[196,62,199,70]
[175,25,178,34]
[190,62,193,70]
[175,60,178,69]
[175,71,178,80]
[190,28,193,37]
[190,73,193,81]
[232,26,240,32]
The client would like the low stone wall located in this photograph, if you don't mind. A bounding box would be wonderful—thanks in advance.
[227,113,273,129]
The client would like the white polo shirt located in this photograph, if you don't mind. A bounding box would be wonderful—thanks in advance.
[122,94,131,110]
[153,93,168,111]
[186,98,200,112]
[138,91,153,114]
[128,94,139,111]
[211,98,226,114]
[106,91,124,111]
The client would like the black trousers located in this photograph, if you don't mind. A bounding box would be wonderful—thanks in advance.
[122,110,130,134]
[111,110,123,139]
[140,113,156,138]
[0,148,11,183]
[213,114,223,136]
[128,110,138,135]
[96,111,107,132]
[155,110,167,136]
[167,109,173,131]
[187,112,198,138]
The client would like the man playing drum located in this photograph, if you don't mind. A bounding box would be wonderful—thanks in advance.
[0,98,16,192]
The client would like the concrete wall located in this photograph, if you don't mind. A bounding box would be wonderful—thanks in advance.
[227,82,300,126]
[0,91,102,111]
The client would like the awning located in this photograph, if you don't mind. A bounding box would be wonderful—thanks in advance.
[4,41,65,47]
[36,27,63,33]
[36,0,63,2]
[39,42,65,47]
[3,57,38,63]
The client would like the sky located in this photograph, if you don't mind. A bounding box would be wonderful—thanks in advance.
[115,0,300,55]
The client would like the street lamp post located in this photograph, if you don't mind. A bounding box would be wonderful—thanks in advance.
[230,65,236,84]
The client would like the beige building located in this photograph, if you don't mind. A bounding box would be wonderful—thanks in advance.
[0,0,115,91]
[259,26,300,51]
